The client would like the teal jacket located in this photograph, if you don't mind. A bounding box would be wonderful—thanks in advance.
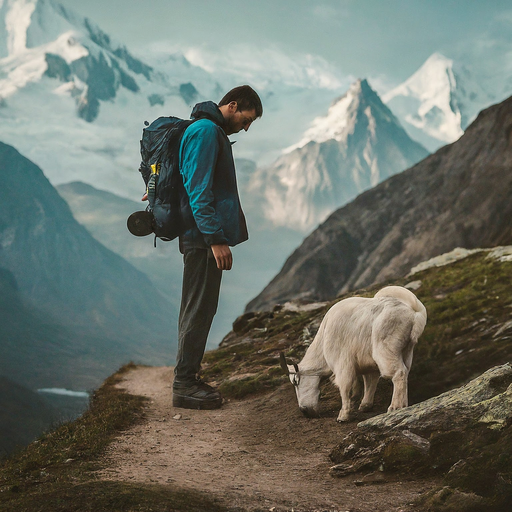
[178,102,248,252]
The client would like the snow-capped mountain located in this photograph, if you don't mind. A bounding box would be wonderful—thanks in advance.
[383,53,494,152]
[0,0,219,198]
[145,41,353,167]
[248,79,429,232]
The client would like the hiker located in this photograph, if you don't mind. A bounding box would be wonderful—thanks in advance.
[172,85,263,410]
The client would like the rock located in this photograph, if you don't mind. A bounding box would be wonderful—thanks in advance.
[330,429,430,475]
[232,312,257,334]
[358,363,512,435]
[404,279,422,290]
[329,364,512,508]
[230,311,274,337]
[282,301,329,313]
[409,248,484,276]
[353,471,387,486]
[418,486,487,512]
[487,245,512,262]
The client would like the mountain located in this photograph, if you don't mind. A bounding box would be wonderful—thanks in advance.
[0,1,348,202]
[248,79,429,232]
[246,93,512,312]
[0,141,177,389]
[383,53,495,152]
[0,375,58,456]
[0,0,208,121]
[0,0,220,199]
[56,181,183,308]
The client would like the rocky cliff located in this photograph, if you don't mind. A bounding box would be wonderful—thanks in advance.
[247,94,512,312]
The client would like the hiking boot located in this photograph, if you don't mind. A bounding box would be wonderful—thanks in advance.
[172,378,222,410]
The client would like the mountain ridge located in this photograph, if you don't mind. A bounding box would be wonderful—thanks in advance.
[0,140,177,389]
[246,93,512,312]
[248,78,428,232]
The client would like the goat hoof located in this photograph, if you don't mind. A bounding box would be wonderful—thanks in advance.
[359,403,373,412]
[336,414,351,423]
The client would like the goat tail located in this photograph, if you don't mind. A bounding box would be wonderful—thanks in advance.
[411,300,427,343]
[375,285,427,342]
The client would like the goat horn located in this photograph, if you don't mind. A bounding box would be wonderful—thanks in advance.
[279,352,290,375]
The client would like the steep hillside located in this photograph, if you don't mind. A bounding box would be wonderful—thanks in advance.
[0,141,177,388]
[203,247,512,406]
[247,94,512,312]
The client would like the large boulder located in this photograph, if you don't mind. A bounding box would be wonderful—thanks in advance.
[329,364,512,511]
[358,362,512,434]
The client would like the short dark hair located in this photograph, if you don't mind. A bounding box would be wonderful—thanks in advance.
[218,85,263,118]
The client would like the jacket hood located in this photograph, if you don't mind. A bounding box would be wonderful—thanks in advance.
[190,101,225,128]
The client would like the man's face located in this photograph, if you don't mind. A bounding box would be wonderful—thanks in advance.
[224,103,257,135]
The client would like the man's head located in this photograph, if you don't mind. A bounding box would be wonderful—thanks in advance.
[218,85,263,136]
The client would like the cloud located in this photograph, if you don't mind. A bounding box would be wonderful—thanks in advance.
[311,1,351,23]
[494,9,512,25]
[180,43,351,91]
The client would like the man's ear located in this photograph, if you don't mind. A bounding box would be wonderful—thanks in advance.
[228,101,238,112]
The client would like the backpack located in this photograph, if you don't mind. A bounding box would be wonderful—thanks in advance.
[127,116,195,242]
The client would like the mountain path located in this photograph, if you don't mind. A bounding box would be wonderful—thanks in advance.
[98,366,436,511]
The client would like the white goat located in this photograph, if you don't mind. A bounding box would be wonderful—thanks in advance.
[280,286,427,422]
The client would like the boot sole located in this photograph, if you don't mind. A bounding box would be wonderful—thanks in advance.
[172,393,222,410]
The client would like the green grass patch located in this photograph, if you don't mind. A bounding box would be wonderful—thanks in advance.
[219,373,287,399]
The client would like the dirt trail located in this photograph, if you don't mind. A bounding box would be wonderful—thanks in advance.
[99,366,436,512]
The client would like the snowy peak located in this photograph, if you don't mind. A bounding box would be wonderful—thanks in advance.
[1,0,89,57]
[250,79,429,232]
[0,0,173,121]
[287,78,397,152]
[0,0,219,200]
[383,52,493,150]
[386,53,456,100]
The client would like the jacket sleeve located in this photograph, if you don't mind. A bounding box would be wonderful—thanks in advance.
[179,121,228,246]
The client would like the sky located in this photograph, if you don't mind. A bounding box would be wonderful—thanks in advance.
[59,0,512,91]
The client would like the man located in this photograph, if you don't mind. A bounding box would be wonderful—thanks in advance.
[172,85,263,410]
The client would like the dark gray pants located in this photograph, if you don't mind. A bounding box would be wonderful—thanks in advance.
[174,248,222,383]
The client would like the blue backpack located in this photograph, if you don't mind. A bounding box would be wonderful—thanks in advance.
[127,116,195,242]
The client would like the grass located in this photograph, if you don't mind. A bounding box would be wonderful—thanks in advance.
[200,308,322,399]
[0,363,230,512]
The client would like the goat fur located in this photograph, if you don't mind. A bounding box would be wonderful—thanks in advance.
[284,286,427,422]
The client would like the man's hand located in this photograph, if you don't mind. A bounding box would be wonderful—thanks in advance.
[211,244,232,270]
